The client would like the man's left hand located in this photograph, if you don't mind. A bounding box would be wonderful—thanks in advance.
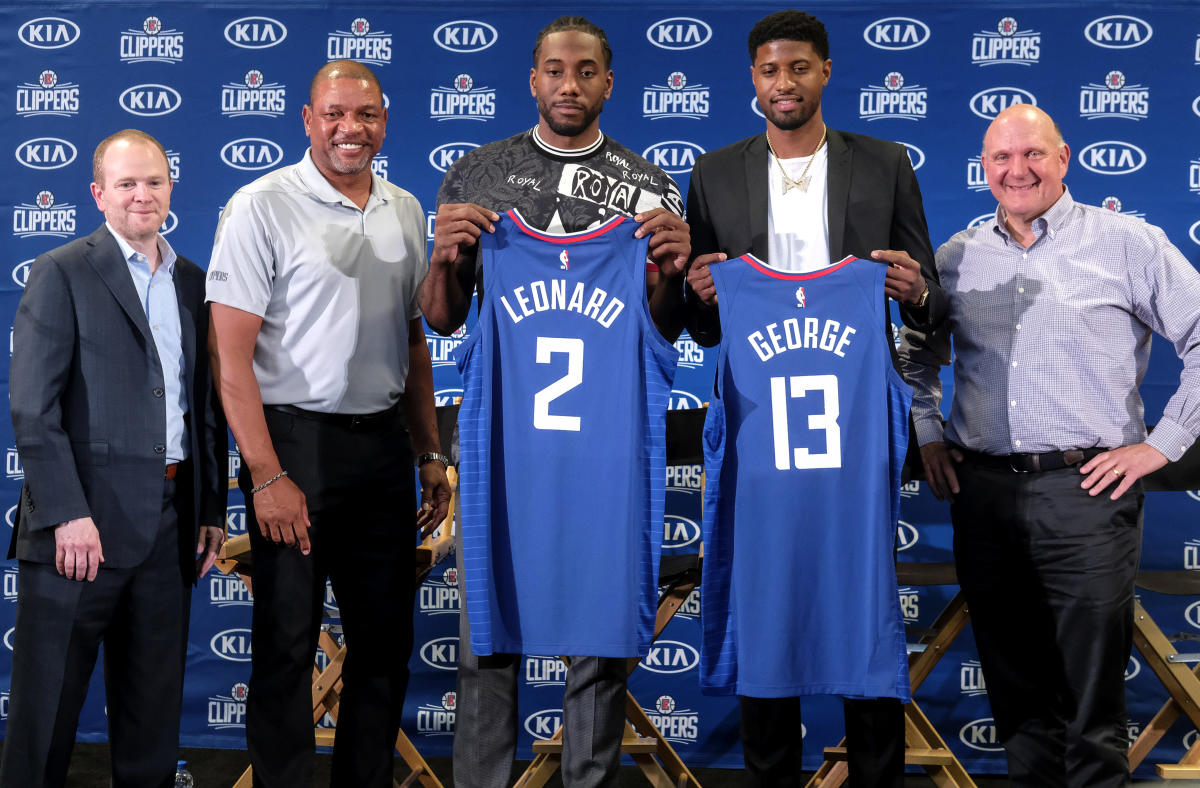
[634,208,690,278]
[195,525,225,579]
[870,249,927,305]
[1080,442,1168,499]
[416,462,452,537]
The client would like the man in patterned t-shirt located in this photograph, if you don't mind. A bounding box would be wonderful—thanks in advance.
[419,16,689,788]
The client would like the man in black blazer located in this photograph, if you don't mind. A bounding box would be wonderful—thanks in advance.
[684,11,945,787]
[1,129,226,788]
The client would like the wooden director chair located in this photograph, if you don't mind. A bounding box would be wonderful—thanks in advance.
[215,406,462,788]
[808,562,977,788]
[515,407,708,788]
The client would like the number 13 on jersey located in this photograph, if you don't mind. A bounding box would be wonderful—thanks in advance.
[770,374,842,470]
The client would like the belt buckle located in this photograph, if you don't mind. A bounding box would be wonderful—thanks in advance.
[1008,455,1034,474]
[349,414,366,430]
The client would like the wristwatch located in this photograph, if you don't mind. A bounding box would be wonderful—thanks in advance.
[417,452,450,468]
[913,284,930,308]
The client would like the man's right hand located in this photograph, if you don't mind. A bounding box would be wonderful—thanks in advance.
[687,252,725,306]
[431,203,498,267]
[253,474,312,554]
[55,517,104,581]
[919,442,963,502]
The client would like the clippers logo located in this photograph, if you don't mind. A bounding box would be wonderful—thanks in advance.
[207,682,248,729]
[224,17,288,49]
[972,17,1041,66]
[420,636,459,670]
[1085,16,1152,49]
[5,449,22,480]
[221,70,286,118]
[1080,71,1149,120]
[674,335,705,369]
[899,480,921,498]
[644,695,700,744]
[18,17,80,49]
[559,248,570,270]
[898,587,920,623]
[1185,539,1200,570]
[164,149,181,182]
[419,566,460,615]
[210,628,253,661]
[1078,141,1146,175]
[227,449,241,482]
[370,155,388,181]
[525,708,563,739]
[15,137,77,170]
[427,324,468,368]
[863,17,930,50]
[969,86,1036,120]
[795,286,807,308]
[643,72,710,120]
[327,17,392,65]
[1189,160,1200,196]
[1127,721,1142,743]
[960,659,988,696]
[859,72,927,121]
[669,587,701,620]
[429,142,478,173]
[640,640,700,674]
[663,514,701,549]
[13,259,33,288]
[119,84,182,117]
[960,717,1003,751]
[434,387,464,408]
[16,71,80,117]
[670,390,703,411]
[225,503,247,536]
[642,141,705,175]
[13,191,76,239]
[1186,599,1200,630]
[966,156,990,192]
[416,691,457,735]
[430,74,495,121]
[1126,655,1141,681]
[220,138,284,171]
[1099,196,1144,219]
[3,567,17,603]
[896,520,918,551]
[209,573,252,607]
[901,142,925,171]
[666,464,703,491]
[120,16,184,64]
[646,17,712,51]
[434,20,498,53]
[525,656,568,687]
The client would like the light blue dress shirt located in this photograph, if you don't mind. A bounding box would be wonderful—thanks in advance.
[107,224,189,464]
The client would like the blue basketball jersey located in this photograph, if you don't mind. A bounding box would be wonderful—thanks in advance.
[455,210,677,658]
[700,253,913,700]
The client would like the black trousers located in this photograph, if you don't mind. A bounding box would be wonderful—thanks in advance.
[0,479,189,788]
[951,459,1142,788]
[243,407,416,788]
[739,696,904,787]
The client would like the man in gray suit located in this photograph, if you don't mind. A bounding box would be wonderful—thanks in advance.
[1,129,226,788]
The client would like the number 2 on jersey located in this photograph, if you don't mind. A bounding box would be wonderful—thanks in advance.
[770,374,842,470]
[533,336,583,432]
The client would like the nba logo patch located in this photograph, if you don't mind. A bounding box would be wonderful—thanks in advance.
[559,249,569,270]
[795,286,806,308]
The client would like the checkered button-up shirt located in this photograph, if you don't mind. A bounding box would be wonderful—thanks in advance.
[898,188,1200,462]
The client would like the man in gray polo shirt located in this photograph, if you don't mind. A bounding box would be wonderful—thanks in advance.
[207,60,450,788]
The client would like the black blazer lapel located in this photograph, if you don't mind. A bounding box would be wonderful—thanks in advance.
[83,226,155,347]
[743,135,771,260]
[825,128,852,263]
[174,267,198,404]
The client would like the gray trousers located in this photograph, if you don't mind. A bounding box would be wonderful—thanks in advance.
[452,526,627,788]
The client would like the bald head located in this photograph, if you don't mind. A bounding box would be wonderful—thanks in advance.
[310,60,382,105]
[981,104,1070,238]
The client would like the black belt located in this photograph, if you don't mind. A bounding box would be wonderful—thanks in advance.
[955,445,1108,473]
[266,403,401,431]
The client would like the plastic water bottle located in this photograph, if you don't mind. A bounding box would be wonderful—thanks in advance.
[174,760,194,788]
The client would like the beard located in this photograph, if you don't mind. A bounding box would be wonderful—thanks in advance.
[762,98,818,132]
[537,96,603,139]
[324,141,373,175]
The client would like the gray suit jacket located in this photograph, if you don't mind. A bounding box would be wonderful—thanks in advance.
[685,128,946,343]
[9,224,225,574]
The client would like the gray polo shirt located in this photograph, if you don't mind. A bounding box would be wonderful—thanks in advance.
[206,149,426,413]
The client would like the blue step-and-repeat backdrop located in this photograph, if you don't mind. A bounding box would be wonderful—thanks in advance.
[1,0,1198,776]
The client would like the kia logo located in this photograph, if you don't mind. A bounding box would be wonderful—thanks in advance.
[224,16,288,49]
[663,515,701,549]
[433,20,498,53]
[1186,599,1200,630]
[1084,15,1152,49]
[646,17,712,51]
[210,628,253,661]
[641,141,705,175]
[640,639,700,674]
[428,142,478,173]
[863,17,930,51]
[18,17,80,49]
[896,520,919,551]
[524,708,563,740]
[16,137,77,171]
[669,389,703,410]
[160,211,178,236]
[969,87,1036,120]
[1189,220,1200,248]
[420,636,459,670]
[959,717,1003,752]
[118,84,182,117]
[900,142,925,171]
[220,138,285,171]
[12,260,34,289]
[1077,141,1146,175]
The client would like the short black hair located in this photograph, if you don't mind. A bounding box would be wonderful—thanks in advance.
[748,10,829,62]
[533,16,613,70]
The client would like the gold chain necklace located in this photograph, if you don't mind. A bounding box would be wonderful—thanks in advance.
[765,125,827,194]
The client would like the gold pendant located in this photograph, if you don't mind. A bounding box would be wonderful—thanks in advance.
[783,175,810,194]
